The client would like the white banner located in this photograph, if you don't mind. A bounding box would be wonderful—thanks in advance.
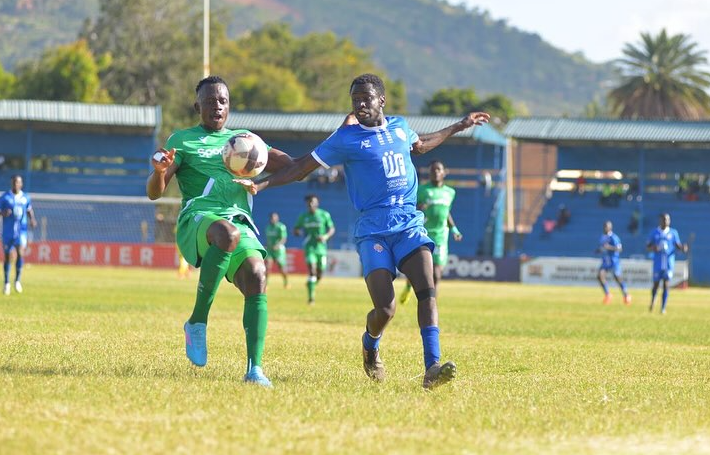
[521,257,688,288]
[325,249,361,277]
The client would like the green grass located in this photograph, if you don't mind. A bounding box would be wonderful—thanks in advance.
[1,265,710,454]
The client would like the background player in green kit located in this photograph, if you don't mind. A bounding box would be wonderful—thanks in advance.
[146,76,294,387]
[265,212,289,289]
[400,160,462,304]
[293,194,335,304]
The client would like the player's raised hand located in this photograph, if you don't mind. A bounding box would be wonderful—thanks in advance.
[233,178,258,195]
[460,112,491,129]
[151,148,175,172]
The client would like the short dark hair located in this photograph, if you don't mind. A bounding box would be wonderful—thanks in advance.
[305,194,318,203]
[429,160,445,168]
[10,174,21,183]
[195,75,228,94]
[350,73,385,96]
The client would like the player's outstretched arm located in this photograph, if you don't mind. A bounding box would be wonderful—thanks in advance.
[264,147,295,174]
[412,112,490,156]
[147,148,177,200]
[250,154,321,195]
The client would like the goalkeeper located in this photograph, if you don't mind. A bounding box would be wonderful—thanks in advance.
[146,76,294,387]
[400,160,462,304]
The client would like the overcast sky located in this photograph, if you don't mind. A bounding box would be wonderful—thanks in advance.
[452,0,710,63]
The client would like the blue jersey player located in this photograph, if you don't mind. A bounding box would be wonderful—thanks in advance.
[0,175,37,295]
[596,221,631,305]
[646,213,687,314]
[242,74,490,389]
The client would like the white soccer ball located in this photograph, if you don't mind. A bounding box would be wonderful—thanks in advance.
[222,133,268,178]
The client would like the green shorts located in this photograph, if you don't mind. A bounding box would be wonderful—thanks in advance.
[304,246,327,270]
[432,240,449,267]
[267,246,287,267]
[177,212,266,280]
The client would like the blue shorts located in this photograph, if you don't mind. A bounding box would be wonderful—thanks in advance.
[600,263,622,276]
[3,233,27,254]
[356,225,434,278]
[653,268,673,282]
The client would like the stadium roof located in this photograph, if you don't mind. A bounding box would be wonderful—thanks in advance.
[226,112,508,146]
[504,117,710,143]
[0,100,161,128]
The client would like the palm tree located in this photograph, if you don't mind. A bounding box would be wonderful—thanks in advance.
[608,29,710,120]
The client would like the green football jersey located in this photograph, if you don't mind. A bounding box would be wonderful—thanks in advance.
[166,125,267,228]
[294,208,334,249]
[265,221,287,249]
[418,182,456,235]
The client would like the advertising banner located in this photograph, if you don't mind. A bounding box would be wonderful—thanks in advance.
[442,255,520,282]
[520,257,688,288]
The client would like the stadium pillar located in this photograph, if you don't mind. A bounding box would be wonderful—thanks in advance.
[203,0,210,78]
[24,125,33,191]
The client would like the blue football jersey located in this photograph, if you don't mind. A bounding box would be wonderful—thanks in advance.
[0,190,32,241]
[647,227,681,272]
[599,232,621,268]
[312,116,421,236]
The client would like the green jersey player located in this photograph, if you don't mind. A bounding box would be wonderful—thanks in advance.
[293,194,335,304]
[146,76,294,387]
[400,160,462,304]
[265,212,289,289]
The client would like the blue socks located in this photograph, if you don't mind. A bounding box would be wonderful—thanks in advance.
[362,329,381,351]
[661,288,669,312]
[3,260,9,285]
[15,256,23,282]
[421,326,441,370]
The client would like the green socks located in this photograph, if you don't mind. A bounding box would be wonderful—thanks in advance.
[243,293,268,368]
[307,276,317,301]
[188,244,232,324]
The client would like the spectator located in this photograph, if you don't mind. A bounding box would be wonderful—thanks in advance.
[574,175,586,195]
[626,177,639,200]
[556,204,571,229]
[600,183,613,207]
[627,209,640,235]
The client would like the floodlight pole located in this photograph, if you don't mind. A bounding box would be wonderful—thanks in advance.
[203,0,210,78]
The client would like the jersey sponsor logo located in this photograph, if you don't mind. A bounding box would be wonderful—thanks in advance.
[395,128,407,142]
[382,151,406,178]
[361,139,372,149]
[197,147,223,158]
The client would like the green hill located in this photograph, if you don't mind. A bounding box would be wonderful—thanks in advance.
[0,0,614,115]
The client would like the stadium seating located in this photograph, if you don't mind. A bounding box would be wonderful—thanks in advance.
[522,190,710,282]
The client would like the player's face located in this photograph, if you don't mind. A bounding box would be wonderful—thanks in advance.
[270,213,279,223]
[350,83,385,127]
[660,214,670,228]
[430,163,445,184]
[195,83,229,131]
[603,222,612,234]
[11,177,22,193]
[307,198,319,212]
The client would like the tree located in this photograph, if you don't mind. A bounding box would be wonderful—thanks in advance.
[80,0,204,132]
[13,40,111,103]
[0,63,16,99]
[422,87,516,124]
[608,29,710,120]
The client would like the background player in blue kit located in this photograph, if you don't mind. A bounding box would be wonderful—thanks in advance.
[596,220,631,305]
[647,213,688,314]
[240,74,489,389]
[0,175,37,295]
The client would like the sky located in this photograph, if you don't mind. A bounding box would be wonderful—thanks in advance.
[453,0,710,63]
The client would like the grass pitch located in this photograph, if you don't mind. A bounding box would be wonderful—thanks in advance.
[1,265,709,454]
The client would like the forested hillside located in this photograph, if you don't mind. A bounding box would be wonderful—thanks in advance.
[0,0,614,115]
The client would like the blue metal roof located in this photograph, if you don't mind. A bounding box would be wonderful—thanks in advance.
[226,112,508,146]
[0,100,161,128]
[504,117,710,143]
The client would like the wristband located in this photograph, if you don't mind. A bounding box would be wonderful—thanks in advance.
[451,226,461,236]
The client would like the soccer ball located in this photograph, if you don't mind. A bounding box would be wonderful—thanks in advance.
[222,133,268,178]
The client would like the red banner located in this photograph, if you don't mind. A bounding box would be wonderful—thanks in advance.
[19,241,314,272]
